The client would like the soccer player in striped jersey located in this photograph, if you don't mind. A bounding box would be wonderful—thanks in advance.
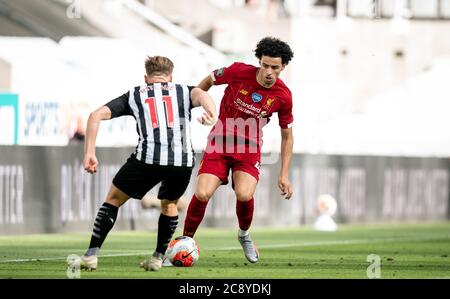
[183,37,294,263]
[71,56,217,272]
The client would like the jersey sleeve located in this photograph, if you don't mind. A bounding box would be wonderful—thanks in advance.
[210,62,243,85]
[278,92,294,129]
[105,91,133,118]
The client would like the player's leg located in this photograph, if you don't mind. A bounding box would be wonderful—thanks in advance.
[141,166,192,271]
[76,156,158,271]
[232,163,260,263]
[79,184,129,270]
[155,199,179,254]
[140,198,179,271]
[233,170,258,232]
[183,173,222,237]
[183,153,229,237]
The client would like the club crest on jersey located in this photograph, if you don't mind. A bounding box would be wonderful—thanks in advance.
[264,98,275,110]
[252,93,263,103]
[215,68,225,77]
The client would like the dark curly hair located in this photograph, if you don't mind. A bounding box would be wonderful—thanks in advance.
[254,37,294,65]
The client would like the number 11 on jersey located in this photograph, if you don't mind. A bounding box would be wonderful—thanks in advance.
[145,96,174,129]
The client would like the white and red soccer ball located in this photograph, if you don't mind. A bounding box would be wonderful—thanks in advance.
[166,236,200,267]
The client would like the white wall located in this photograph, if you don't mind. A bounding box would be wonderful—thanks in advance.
[289,17,450,157]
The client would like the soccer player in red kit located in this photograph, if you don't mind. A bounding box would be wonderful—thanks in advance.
[183,37,294,263]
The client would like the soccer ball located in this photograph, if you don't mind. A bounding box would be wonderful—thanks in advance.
[166,236,200,267]
[317,194,337,216]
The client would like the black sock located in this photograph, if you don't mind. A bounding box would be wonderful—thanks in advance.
[86,202,118,255]
[155,213,178,256]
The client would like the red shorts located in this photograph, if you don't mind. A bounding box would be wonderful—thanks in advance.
[198,152,261,185]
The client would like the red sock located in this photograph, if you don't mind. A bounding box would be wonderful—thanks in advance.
[183,195,208,237]
[236,197,254,231]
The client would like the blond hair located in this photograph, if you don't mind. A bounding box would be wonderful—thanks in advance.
[145,56,174,76]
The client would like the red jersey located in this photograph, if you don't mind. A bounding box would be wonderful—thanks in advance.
[206,62,293,154]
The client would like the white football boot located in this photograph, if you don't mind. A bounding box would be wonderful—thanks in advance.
[68,255,98,271]
[139,256,163,272]
[238,233,259,263]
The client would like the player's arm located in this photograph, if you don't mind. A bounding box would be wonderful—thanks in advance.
[198,63,239,91]
[191,87,217,125]
[84,105,112,174]
[84,91,131,174]
[278,127,293,199]
[197,74,214,91]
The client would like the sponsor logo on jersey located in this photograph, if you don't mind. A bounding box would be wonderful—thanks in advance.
[239,89,249,95]
[251,92,263,103]
[235,98,261,113]
[215,67,225,77]
[254,161,261,172]
[139,84,174,93]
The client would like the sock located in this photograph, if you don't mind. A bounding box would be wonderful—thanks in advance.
[238,229,249,237]
[236,197,254,232]
[85,247,99,257]
[85,202,118,256]
[183,195,208,237]
[155,213,178,256]
[152,251,164,259]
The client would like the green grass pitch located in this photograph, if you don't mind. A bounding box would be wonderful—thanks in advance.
[1,222,449,279]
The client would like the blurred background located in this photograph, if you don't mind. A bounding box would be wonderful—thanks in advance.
[0,0,449,234]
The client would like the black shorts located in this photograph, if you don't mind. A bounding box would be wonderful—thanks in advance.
[112,156,193,200]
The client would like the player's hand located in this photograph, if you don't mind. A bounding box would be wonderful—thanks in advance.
[278,176,293,200]
[83,154,98,174]
[197,111,217,126]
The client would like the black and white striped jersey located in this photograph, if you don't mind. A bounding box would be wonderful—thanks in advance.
[105,82,195,167]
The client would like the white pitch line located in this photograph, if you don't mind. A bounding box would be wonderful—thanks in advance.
[0,234,448,264]
[218,234,450,250]
[0,252,149,264]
